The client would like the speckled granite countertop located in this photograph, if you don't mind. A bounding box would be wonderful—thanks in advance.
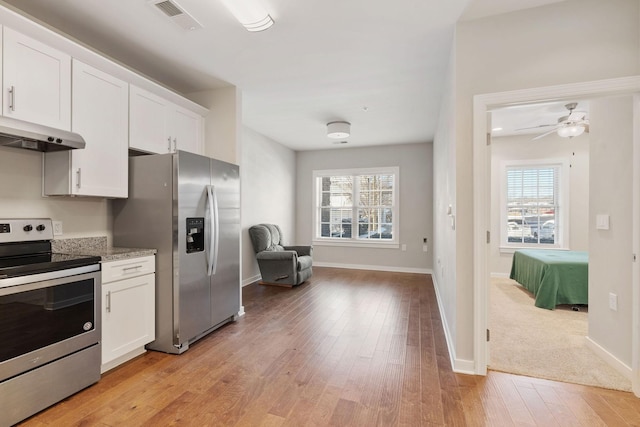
[51,236,156,262]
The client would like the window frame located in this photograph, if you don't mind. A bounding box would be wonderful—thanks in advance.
[499,159,569,252]
[312,167,400,248]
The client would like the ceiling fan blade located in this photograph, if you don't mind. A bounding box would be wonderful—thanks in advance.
[531,127,559,141]
[515,123,556,131]
[568,111,587,121]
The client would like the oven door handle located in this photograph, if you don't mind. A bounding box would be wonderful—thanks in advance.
[0,264,100,290]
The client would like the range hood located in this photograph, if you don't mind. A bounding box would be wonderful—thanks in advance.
[0,120,85,152]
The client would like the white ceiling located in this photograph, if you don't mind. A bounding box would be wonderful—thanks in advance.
[491,100,590,139]
[1,0,568,151]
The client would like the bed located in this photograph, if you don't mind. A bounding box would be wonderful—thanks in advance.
[509,249,588,310]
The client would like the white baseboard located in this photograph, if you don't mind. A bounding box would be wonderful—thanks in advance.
[314,261,431,275]
[431,275,475,375]
[490,272,510,278]
[242,274,261,287]
[453,359,476,375]
[585,336,633,381]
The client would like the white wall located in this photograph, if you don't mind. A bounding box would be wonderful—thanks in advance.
[588,96,634,367]
[296,143,433,272]
[240,126,296,285]
[490,133,590,275]
[0,146,110,238]
[188,86,240,165]
[438,0,640,366]
[433,42,459,363]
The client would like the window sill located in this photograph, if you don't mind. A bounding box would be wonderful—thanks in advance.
[313,239,399,249]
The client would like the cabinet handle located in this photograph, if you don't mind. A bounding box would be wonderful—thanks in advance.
[106,290,111,313]
[122,265,143,272]
[8,86,15,111]
[173,138,177,152]
[167,136,172,152]
[76,168,82,188]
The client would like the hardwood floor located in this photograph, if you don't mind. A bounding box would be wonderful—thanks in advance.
[19,267,640,426]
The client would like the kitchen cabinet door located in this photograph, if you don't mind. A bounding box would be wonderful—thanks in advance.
[101,256,156,373]
[129,84,172,154]
[43,60,129,197]
[2,27,71,130]
[129,84,203,155]
[102,273,155,370]
[172,104,203,154]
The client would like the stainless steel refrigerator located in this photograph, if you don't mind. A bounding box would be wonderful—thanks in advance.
[113,150,240,354]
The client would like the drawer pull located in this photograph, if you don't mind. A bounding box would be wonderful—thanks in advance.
[122,265,143,272]
[106,291,111,313]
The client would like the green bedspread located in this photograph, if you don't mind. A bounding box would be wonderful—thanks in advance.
[509,249,588,310]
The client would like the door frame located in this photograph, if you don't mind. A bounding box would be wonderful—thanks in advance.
[472,76,640,395]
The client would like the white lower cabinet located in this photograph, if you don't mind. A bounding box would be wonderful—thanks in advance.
[101,255,155,373]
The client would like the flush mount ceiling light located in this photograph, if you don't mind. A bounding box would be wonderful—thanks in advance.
[557,123,586,138]
[327,121,351,139]
[218,0,274,32]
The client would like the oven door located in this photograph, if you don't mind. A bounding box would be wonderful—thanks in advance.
[0,265,101,382]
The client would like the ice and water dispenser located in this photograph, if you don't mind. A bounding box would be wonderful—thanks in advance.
[186,217,204,253]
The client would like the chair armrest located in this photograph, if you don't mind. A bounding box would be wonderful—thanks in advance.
[284,246,313,257]
[257,250,298,261]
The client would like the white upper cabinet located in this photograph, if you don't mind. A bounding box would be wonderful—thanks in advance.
[172,104,203,155]
[2,27,71,130]
[44,60,129,198]
[129,85,171,154]
[130,85,203,155]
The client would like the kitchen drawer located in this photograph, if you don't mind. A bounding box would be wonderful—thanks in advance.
[102,255,155,284]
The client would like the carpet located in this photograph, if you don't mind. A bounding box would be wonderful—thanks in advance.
[489,277,631,391]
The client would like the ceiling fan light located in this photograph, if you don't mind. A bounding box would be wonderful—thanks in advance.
[557,123,585,138]
[327,121,350,139]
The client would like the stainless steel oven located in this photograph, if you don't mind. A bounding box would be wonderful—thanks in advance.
[0,219,101,426]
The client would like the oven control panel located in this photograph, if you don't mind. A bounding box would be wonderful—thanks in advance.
[0,219,53,243]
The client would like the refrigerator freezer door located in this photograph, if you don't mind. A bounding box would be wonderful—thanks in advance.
[176,151,212,347]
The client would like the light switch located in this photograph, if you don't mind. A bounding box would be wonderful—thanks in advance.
[596,214,610,230]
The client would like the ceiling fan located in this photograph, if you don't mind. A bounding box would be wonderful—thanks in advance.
[519,102,589,140]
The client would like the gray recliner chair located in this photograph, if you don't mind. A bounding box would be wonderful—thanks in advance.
[248,224,313,286]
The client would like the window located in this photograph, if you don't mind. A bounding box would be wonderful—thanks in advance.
[313,167,399,247]
[502,162,565,248]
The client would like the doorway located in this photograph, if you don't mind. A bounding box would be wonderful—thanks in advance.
[472,76,640,396]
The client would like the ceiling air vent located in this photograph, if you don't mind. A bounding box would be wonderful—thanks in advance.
[149,0,203,31]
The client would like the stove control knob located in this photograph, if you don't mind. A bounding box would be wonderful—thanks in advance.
[23,224,33,232]
[36,224,46,231]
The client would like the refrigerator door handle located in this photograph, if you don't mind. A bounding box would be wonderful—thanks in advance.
[206,185,220,276]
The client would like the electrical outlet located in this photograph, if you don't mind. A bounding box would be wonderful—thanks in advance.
[53,221,63,236]
[609,292,618,311]
[401,244,407,251]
